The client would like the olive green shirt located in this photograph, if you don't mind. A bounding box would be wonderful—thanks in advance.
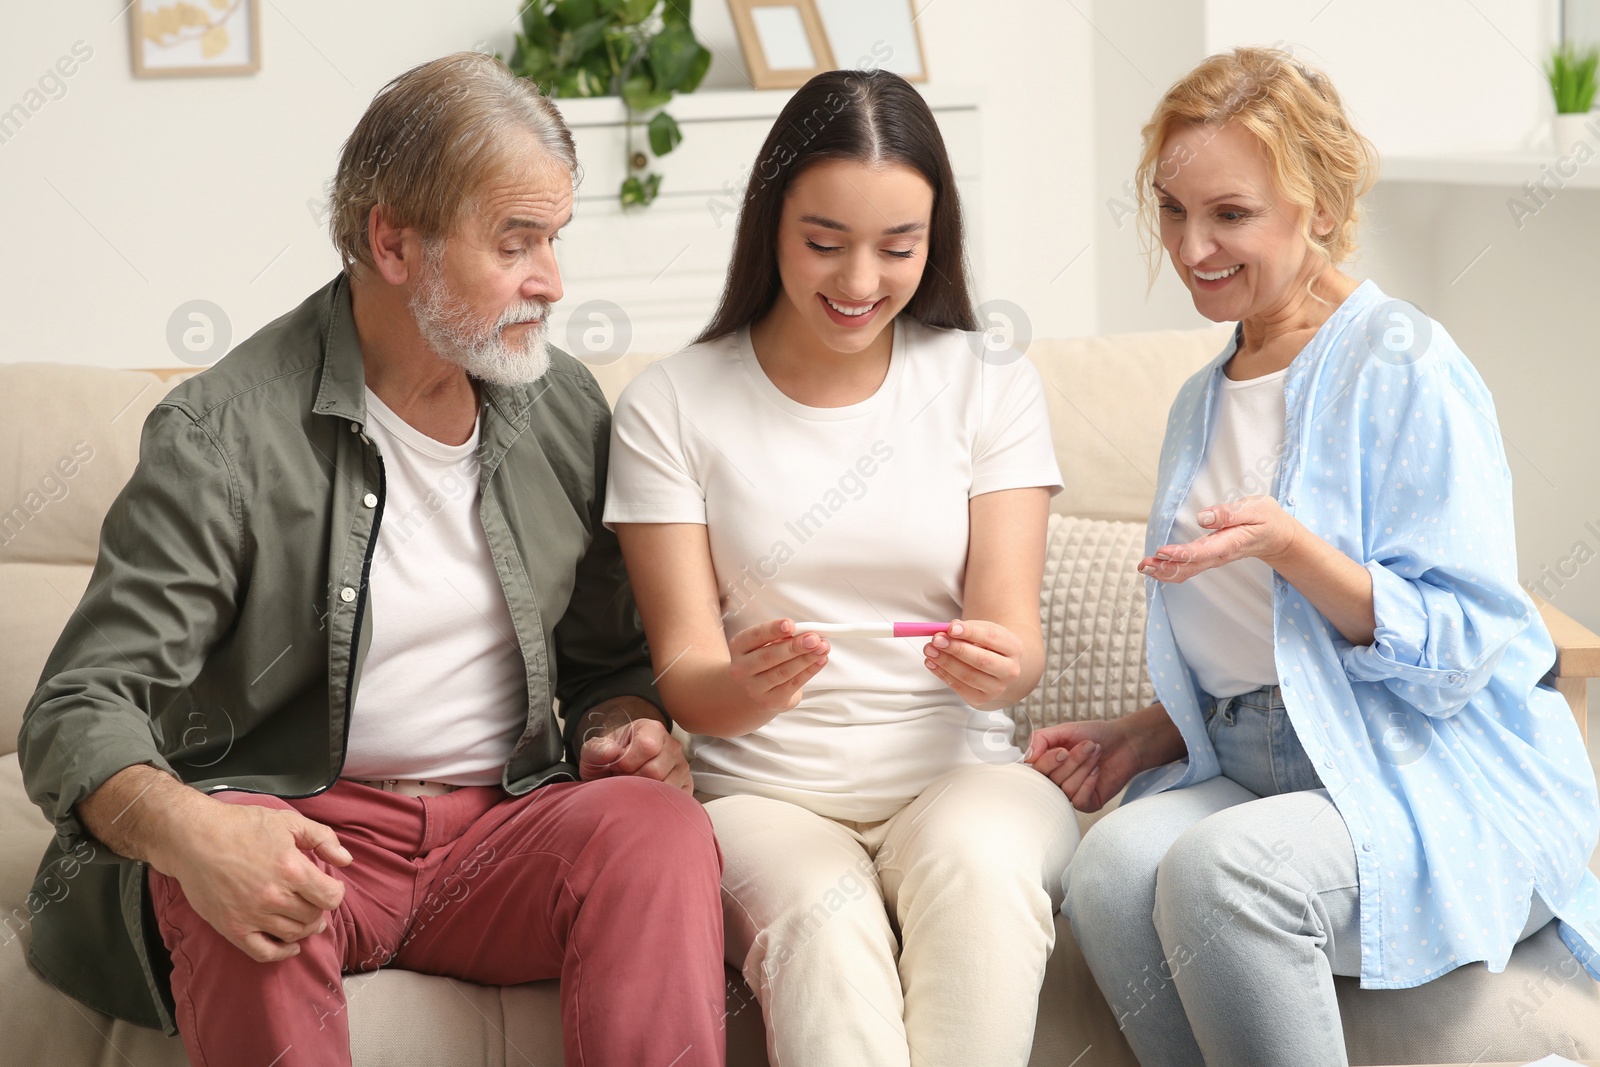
[16,275,660,1032]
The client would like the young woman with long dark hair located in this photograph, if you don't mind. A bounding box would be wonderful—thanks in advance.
[603,69,1080,1065]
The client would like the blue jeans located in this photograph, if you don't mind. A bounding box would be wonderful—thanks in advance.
[1061,685,1553,1067]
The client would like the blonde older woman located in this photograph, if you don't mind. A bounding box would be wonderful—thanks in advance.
[1025,47,1600,1066]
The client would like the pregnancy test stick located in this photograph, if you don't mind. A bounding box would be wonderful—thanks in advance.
[792,622,951,638]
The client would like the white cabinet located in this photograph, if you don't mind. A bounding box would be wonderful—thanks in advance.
[547,86,983,358]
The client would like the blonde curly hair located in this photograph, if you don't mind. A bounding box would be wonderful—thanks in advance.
[1135,47,1378,285]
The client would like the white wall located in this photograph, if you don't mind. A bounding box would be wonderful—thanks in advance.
[1,2,522,369]
[1090,0,1211,335]
[911,1,1097,341]
[1205,0,1557,154]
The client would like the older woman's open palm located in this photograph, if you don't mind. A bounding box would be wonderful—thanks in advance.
[1138,494,1298,583]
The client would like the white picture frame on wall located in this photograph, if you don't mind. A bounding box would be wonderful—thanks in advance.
[728,0,836,89]
[814,0,926,81]
[131,0,261,78]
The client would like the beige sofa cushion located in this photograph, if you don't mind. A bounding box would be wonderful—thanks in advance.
[585,349,664,411]
[0,755,48,836]
[1015,515,1156,739]
[1031,325,1231,523]
[0,366,195,568]
[0,563,93,757]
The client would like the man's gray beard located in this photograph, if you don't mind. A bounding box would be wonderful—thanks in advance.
[408,261,552,387]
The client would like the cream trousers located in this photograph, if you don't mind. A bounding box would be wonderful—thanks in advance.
[700,762,1080,1067]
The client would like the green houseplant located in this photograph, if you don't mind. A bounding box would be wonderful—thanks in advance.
[1547,42,1600,113]
[508,0,712,207]
[1546,42,1599,150]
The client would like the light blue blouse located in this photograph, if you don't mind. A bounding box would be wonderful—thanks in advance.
[1126,278,1600,989]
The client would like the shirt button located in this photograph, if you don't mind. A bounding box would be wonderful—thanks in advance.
[1324,760,1334,769]
[1447,672,1466,686]
[340,586,356,603]
[1362,842,1373,852]
[349,422,359,433]
[363,492,378,508]
[1285,494,1298,507]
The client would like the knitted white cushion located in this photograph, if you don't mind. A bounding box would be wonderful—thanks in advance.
[1013,514,1156,740]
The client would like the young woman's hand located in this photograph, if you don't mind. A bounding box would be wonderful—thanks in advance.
[727,619,830,712]
[923,619,1024,710]
[1138,495,1299,582]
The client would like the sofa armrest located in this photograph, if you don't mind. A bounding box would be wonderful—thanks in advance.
[1534,594,1599,745]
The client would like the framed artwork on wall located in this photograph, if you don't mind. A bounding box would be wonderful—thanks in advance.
[728,0,836,89]
[131,0,260,78]
[813,0,926,81]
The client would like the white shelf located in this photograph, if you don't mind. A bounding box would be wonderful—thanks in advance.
[558,87,983,199]
[1379,150,1600,189]
[553,83,984,127]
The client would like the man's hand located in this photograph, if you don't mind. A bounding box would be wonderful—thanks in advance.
[578,714,692,793]
[79,764,351,964]
[158,799,352,963]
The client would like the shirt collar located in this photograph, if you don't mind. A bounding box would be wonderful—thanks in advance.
[1200,277,1388,386]
[311,272,534,431]
[311,273,366,425]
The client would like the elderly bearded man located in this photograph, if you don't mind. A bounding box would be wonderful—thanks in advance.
[18,52,726,1067]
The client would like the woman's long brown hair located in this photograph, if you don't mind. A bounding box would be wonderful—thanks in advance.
[695,68,977,344]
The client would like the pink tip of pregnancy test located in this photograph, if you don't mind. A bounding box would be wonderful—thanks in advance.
[892,622,951,638]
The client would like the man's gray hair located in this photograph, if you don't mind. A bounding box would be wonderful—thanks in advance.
[329,51,578,274]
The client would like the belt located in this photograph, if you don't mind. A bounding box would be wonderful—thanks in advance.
[347,778,463,797]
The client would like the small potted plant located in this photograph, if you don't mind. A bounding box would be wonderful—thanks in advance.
[508,0,713,208]
[1546,42,1599,151]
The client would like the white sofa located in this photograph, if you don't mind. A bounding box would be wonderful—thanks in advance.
[3,325,1599,1066]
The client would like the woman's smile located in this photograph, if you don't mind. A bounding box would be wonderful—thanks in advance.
[818,293,887,326]
[1191,263,1243,289]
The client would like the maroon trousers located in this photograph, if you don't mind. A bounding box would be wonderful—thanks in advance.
[147,775,726,1067]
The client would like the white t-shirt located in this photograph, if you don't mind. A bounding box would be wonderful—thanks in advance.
[341,387,528,786]
[1163,365,1288,699]
[604,317,1062,821]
